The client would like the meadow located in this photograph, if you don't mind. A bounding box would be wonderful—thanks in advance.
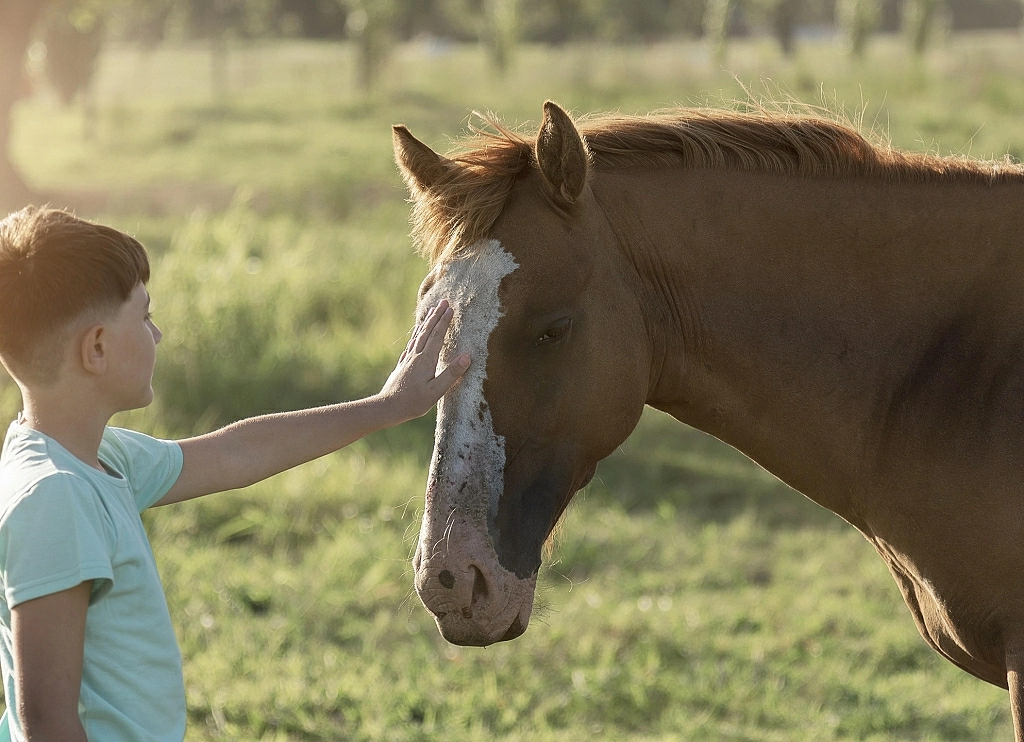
[7,30,1024,739]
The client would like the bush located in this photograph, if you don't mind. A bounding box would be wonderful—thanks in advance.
[146,196,424,435]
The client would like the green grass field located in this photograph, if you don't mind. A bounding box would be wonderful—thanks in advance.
[7,31,1024,740]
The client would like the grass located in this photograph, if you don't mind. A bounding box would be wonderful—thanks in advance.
[6,31,1024,739]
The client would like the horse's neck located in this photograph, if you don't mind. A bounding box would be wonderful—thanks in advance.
[596,167,1024,520]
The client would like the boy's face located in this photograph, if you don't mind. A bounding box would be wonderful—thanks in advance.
[101,282,162,411]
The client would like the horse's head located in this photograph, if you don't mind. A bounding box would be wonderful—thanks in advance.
[394,102,651,645]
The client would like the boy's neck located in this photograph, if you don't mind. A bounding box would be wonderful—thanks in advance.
[20,389,112,473]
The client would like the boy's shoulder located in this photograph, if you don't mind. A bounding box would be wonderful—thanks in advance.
[1,421,72,492]
[0,422,105,522]
[98,425,167,463]
[0,422,182,519]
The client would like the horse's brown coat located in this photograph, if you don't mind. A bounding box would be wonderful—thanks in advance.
[395,103,1024,737]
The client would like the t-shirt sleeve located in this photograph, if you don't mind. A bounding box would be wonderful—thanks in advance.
[0,474,115,609]
[101,428,183,512]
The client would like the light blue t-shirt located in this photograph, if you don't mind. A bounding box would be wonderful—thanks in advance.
[0,421,184,741]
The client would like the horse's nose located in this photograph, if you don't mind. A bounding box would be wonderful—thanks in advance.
[412,517,537,645]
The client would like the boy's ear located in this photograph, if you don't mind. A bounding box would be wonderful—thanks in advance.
[80,325,107,375]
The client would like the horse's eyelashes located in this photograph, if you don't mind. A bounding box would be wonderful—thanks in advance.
[538,319,571,344]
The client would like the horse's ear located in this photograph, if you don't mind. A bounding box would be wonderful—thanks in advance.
[535,101,589,207]
[393,125,450,191]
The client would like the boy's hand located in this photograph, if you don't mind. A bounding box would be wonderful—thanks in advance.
[379,300,470,423]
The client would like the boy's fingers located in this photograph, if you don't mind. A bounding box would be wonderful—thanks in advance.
[420,310,453,359]
[415,302,450,353]
[409,315,428,348]
[431,354,471,394]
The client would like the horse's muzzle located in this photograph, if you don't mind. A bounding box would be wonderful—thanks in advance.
[413,534,536,646]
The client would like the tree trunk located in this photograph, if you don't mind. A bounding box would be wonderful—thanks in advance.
[0,0,48,213]
[904,0,941,55]
[772,0,801,57]
[703,0,732,66]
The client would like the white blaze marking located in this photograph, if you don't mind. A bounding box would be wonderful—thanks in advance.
[421,239,518,541]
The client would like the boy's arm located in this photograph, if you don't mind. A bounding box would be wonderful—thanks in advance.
[11,581,92,742]
[157,300,468,506]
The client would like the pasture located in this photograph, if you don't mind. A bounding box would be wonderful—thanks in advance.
[8,31,1024,739]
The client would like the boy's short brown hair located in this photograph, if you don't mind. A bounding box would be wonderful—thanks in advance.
[0,207,150,385]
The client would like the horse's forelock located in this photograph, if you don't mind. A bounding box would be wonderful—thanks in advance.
[408,122,535,268]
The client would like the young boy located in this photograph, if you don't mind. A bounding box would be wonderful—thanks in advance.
[0,206,470,741]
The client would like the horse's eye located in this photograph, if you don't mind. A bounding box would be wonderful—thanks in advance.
[538,319,571,344]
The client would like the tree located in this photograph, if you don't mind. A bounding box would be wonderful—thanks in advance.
[837,0,880,56]
[43,0,106,106]
[704,0,733,64]
[903,0,942,54]
[343,0,394,90]
[1,0,49,212]
[744,0,804,57]
[175,0,278,99]
[439,0,518,73]
[481,0,517,74]
[770,0,801,56]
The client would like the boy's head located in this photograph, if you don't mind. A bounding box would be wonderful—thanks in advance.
[0,207,150,387]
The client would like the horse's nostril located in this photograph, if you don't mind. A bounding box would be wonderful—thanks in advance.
[439,570,455,589]
[470,565,489,608]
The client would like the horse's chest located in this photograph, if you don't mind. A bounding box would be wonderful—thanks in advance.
[871,537,1007,687]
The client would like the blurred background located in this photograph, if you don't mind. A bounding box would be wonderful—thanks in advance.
[2,0,1024,739]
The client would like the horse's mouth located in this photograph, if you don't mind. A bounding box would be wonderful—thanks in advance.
[499,613,526,642]
[437,612,527,646]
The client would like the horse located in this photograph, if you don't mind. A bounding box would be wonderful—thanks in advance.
[392,101,1024,736]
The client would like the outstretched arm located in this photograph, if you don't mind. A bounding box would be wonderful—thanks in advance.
[157,300,467,506]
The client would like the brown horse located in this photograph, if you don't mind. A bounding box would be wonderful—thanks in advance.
[393,101,1024,735]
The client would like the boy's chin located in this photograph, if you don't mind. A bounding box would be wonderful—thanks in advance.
[121,387,155,413]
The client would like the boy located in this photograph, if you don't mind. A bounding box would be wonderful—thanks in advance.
[0,206,469,741]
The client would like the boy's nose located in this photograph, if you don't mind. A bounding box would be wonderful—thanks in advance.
[151,324,163,344]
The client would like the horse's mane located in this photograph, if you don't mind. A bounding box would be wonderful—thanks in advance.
[407,108,1024,267]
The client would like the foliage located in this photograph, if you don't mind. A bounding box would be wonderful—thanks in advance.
[946,0,1024,31]
[6,34,1024,738]
[516,0,600,42]
[145,198,420,433]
